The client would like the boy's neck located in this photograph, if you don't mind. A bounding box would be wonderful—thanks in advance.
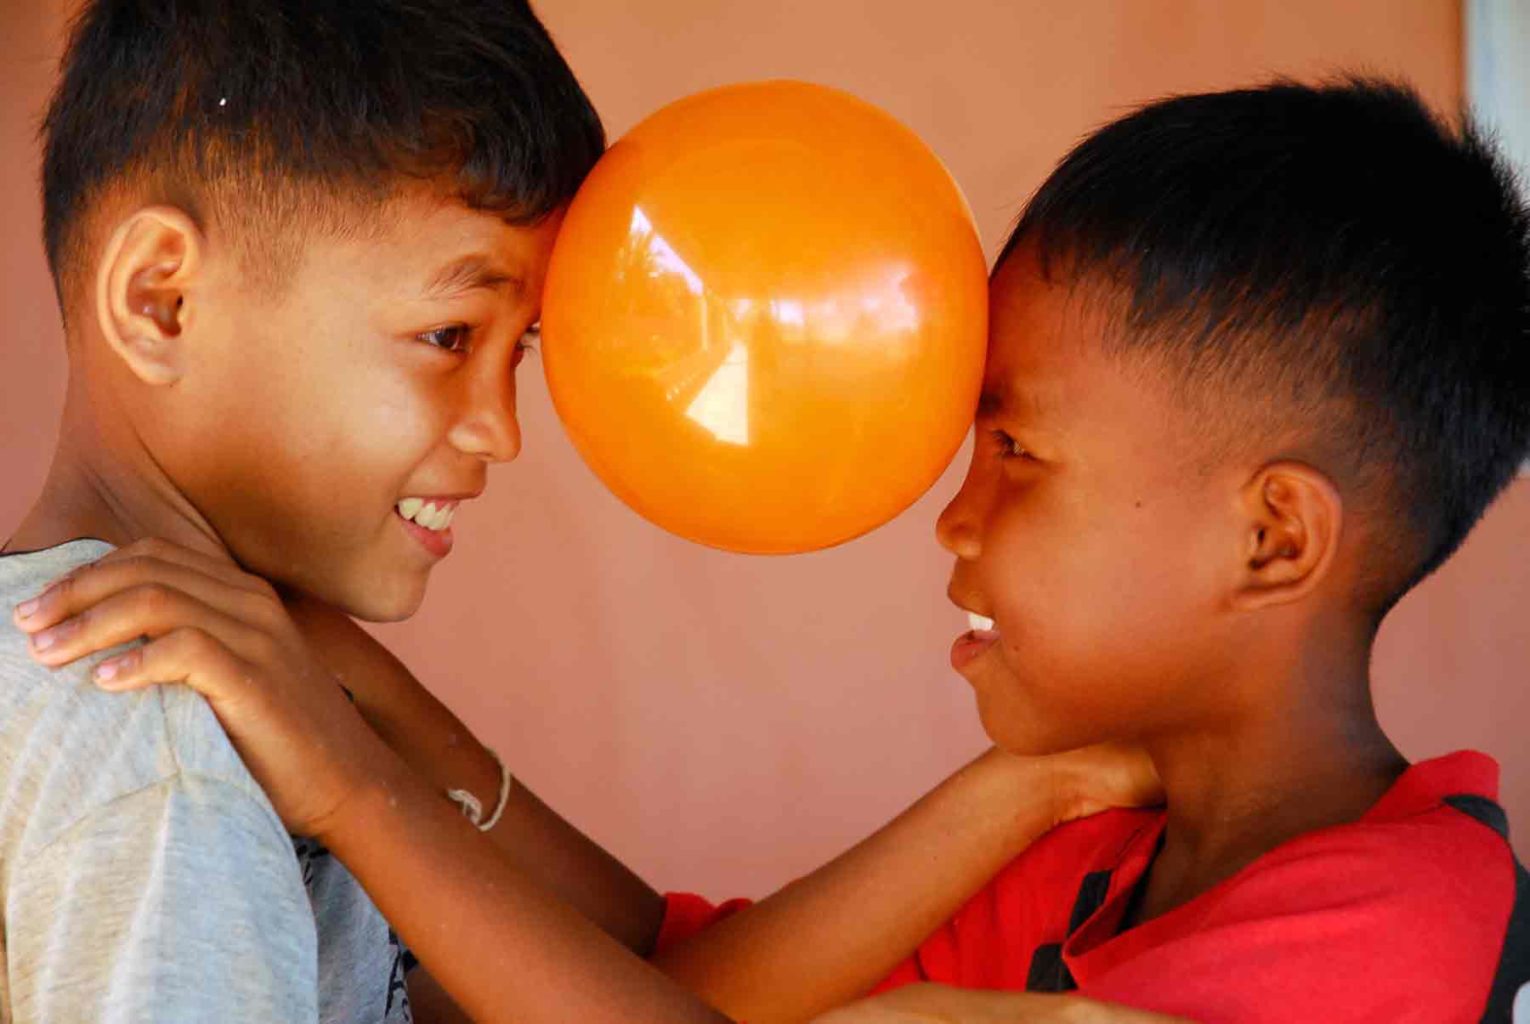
[1128,627,1406,928]
[4,383,228,561]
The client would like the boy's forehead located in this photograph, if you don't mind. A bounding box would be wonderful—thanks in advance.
[981,256,1093,417]
[988,247,1112,348]
[981,252,1176,446]
[312,190,561,293]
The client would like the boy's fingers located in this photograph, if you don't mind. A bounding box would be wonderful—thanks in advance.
[91,625,251,704]
[22,583,267,670]
[20,536,268,623]
[14,554,282,637]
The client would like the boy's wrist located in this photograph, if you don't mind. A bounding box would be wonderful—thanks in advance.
[959,748,1077,833]
[311,730,416,850]
[1037,743,1164,827]
[1041,755,1092,826]
[1010,750,1080,828]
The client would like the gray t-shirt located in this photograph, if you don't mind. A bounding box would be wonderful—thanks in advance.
[0,539,412,1023]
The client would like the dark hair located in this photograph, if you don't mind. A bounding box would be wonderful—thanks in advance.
[41,0,604,296]
[1000,78,1530,615]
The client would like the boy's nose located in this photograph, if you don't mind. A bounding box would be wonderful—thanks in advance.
[936,488,982,561]
[449,370,523,463]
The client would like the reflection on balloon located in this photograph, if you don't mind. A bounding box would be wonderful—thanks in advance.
[542,80,988,554]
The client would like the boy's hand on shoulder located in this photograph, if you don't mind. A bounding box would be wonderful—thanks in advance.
[811,984,1195,1024]
[1038,743,1164,827]
[10,537,390,839]
[974,743,1162,833]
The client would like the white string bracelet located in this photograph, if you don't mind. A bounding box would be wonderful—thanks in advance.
[446,748,513,832]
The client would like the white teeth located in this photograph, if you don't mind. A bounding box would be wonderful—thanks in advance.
[396,498,457,532]
[967,611,995,633]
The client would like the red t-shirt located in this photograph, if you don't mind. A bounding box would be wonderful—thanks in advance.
[658,751,1528,1023]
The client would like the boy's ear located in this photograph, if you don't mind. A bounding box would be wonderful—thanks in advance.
[95,206,205,386]
[1231,461,1343,610]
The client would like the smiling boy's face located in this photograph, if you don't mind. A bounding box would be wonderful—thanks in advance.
[938,248,1252,755]
[144,187,558,621]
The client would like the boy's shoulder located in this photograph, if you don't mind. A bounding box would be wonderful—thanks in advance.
[999,750,1512,914]
[0,540,414,1023]
[884,753,1521,1010]
[1188,750,1515,945]
[904,752,1522,1020]
[0,539,284,857]
[1068,751,1524,1020]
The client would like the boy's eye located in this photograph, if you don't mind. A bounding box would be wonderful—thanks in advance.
[417,324,473,354]
[990,429,1031,461]
[512,322,540,368]
[518,322,541,354]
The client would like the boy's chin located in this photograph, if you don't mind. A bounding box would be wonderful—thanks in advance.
[307,572,428,624]
[976,698,1107,759]
[345,587,426,623]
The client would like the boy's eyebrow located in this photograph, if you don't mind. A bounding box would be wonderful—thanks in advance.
[978,385,1048,419]
[422,255,522,298]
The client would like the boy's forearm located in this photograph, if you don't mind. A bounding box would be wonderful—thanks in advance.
[490,781,668,953]
[815,984,1198,1024]
[651,747,1069,1024]
[321,744,729,1024]
[288,594,665,951]
[355,679,665,952]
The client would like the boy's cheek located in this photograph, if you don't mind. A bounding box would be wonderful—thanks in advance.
[966,648,1080,753]
[981,637,1160,755]
[977,691,1114,758]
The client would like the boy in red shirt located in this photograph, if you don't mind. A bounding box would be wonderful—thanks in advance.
[647,79,1530,1023]
[17,78,1528,1022]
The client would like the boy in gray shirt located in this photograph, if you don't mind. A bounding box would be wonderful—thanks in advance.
[0,541,408,1022]
[1,0,603,1017]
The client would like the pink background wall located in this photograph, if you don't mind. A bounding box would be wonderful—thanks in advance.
[3,1,1524,895]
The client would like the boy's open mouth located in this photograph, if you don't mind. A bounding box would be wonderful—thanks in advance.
[394,497,461,559]
[395,498,459,531]
[952,610,1001,672]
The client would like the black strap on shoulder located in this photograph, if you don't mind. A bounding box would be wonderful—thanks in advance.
[1447,795,1512,839]
[1025,870,1113,993]
[1444,794,1528,1023]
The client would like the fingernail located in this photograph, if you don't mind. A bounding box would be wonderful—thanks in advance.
[94,650,137,687]
[16,580,63,623]
[30,617,77,652]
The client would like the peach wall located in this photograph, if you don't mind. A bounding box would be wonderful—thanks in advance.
[3,1,1523,898]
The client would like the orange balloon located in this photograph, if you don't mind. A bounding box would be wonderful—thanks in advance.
[542,81,987,554]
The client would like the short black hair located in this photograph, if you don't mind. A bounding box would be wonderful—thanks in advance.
[41,0,604,299]
[1000,78,1530,616]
